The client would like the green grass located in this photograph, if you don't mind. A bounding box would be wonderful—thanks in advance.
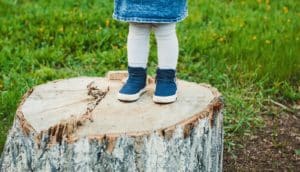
[0,0,299,153]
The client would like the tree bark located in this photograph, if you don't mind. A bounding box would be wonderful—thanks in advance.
[0,71,224,172]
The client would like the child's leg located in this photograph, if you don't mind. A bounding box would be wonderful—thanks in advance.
[127,22,151,68]
[153,23,179,69]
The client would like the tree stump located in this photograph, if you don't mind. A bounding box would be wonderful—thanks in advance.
[0,71,224,172]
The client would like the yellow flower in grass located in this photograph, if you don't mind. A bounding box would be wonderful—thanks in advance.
[252,36,257,40]
[283,6,289,14]
[58,26,64,33]
[219,37,225,42]
[106,19,110,27]
[38,27,45,33]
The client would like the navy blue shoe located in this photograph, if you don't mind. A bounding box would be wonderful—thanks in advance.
[153,68,177,103]
[117,66,147,101]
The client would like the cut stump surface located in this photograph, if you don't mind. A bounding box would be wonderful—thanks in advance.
[0,71,224,172]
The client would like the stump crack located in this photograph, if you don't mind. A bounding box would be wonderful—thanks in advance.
[36,81,109,147]
[87,81,109,116]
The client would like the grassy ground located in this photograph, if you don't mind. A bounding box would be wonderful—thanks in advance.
[0,0,299,163]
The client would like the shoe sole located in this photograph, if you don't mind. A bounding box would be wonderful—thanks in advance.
[117,87,147,102]
[152,93,177,104]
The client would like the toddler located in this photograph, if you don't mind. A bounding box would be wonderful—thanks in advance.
[113,0,188,103]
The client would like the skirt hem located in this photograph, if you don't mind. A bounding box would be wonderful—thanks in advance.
[112,11,188,23]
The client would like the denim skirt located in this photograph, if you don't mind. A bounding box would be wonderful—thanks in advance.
[113,0,188,23]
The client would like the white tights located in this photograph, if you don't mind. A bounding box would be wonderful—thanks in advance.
[127,22,179,69]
